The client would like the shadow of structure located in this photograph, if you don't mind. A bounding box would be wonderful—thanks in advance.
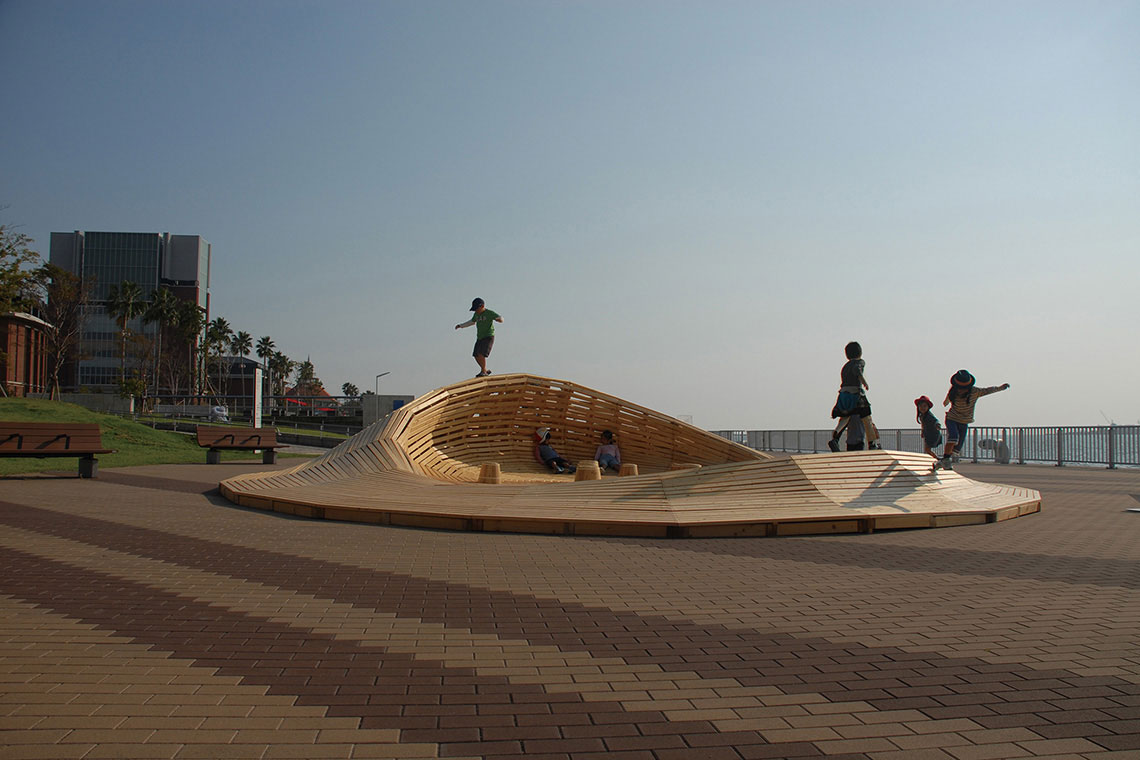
[218,373,1040,538]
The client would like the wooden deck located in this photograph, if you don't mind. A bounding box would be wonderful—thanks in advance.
[218,373,1041,538]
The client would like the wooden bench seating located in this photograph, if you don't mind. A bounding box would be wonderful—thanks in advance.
[196,426,282,465]
[0,422,114,478]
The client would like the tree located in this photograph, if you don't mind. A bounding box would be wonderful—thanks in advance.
[204,316,232,402]
[1,218,42,395]
[230,330,252,360]
[341,382,360,398]
[105,280,145,389]
[229,330,252,402]
[31,263,91,399]
[174,299,206,397]
[256,335,275,406]
[144,288,180,396]
[0,217,40,315]
[269,351,295,397]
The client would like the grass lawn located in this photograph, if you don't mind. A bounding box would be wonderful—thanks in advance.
[1,398,314,476]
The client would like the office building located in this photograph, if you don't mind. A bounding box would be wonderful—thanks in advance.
[49,231,210,392]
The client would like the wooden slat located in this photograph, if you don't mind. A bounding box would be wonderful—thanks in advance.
[0,423,111,456]
[196,425,279,450]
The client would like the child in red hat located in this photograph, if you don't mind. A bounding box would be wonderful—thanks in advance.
[915,396,943,462]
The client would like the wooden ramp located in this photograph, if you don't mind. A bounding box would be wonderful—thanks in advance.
[219,373,1040,538]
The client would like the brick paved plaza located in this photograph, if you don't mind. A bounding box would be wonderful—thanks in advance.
[2,460,1139,759]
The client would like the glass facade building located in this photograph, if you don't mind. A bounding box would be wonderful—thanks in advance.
[82,232,162,302]
[49,231,211,392]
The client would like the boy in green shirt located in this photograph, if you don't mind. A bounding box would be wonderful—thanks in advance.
[455,297,503,377]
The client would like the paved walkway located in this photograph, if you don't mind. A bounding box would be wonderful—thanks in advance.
[1,461,1138,760]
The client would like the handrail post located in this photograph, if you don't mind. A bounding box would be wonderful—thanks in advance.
[1056,427,1063,467]
[971,428,978,463]
[1018,430,1025,465]
[1107,425,1115,469]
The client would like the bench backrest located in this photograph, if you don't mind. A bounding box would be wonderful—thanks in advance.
[0,423,107,454]
[196,426,277,448]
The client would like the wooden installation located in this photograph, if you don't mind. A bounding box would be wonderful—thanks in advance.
[218,373,1041,538]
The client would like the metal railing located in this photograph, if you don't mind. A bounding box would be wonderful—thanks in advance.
[711,425,1140,469]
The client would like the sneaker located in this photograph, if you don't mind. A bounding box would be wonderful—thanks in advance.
[868,441,881,450]
[552,465,564,474]
[827,437,841,453]
[941,457,953,471]
[567,465,577,474]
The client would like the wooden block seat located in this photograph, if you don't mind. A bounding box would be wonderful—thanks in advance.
[0,422,114,478]
[217,373,1041,538]
[197,425,282,465]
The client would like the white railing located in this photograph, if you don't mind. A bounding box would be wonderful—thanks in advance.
[711,426,1140,469]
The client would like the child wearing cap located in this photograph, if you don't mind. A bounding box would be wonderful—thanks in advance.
[937,370,1010,471]
[534,428,576,475]
[914,396,943,461]
[455,298,503,377]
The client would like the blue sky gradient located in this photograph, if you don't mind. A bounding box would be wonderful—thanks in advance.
[2,0,1137,427]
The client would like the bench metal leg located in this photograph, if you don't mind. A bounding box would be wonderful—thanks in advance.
[262,449,278,465]
[79,456,98,479]
[207,449,221,465]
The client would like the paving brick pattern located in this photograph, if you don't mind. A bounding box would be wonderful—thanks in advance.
[1,461,1139,759]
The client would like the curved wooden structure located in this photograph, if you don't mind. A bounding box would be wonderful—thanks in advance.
[219,373,1040,538]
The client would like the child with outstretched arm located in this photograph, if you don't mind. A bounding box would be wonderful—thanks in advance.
[455,297,503,377]
[937,369,1010,471]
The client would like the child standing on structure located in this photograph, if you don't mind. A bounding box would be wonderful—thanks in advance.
[937,370,1010,471]
[455,298,503,377]
[915,396,943,461]
[828,341,881,452]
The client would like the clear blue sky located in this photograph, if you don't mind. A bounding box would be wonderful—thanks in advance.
[2,0,1137,428]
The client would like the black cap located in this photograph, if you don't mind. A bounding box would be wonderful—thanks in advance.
[470,298,484,311]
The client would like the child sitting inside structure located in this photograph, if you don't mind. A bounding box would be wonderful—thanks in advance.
[594,430,622,473]
[534,427,577,475]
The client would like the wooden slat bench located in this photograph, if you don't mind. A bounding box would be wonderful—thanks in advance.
[196,426,282,465]
[0,422,115,478]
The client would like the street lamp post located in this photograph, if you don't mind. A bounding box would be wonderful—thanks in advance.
[375,371,390,396]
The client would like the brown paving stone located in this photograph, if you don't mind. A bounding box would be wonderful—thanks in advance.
[2,464,1140,759]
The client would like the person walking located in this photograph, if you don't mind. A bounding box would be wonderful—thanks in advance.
[455,297,503,377]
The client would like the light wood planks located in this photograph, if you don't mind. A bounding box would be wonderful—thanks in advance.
[218,373,1041,538]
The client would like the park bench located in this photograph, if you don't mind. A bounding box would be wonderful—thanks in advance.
[0,422,115,478]
[196,425,282,465]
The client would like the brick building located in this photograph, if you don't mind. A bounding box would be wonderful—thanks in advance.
[1,311,50,397]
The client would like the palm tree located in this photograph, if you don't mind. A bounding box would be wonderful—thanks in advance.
[174,299,206,397]
[230,330,252,403]
[204,317,232,402]
[269,351,294,398]
[256,335,275,408]
[341,382,359,398]
[106,280,145,388]
[144,288,179,396]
